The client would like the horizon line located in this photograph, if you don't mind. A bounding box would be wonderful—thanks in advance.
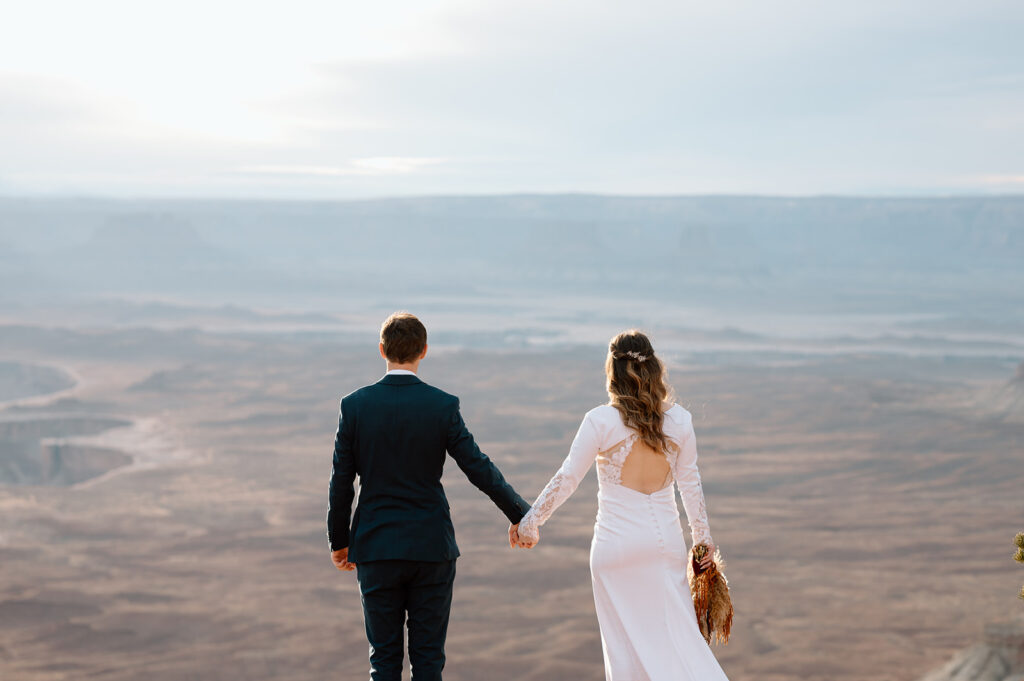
[2,190,1024,204]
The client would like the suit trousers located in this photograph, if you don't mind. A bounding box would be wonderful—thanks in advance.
[356,559,457,681]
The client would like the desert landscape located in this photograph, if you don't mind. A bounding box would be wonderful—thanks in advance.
[0,196,1022,681]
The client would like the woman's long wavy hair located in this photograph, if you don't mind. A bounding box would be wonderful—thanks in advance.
[606,330,676,454]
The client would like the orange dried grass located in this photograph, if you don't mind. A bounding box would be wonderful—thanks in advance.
[687,543,733,645]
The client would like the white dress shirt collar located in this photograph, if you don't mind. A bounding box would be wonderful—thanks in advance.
[385,369,418,376]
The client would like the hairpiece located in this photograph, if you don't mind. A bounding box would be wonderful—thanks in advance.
[622,350,649,362]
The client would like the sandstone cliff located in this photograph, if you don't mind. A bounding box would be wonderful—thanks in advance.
[918,618,1024,681]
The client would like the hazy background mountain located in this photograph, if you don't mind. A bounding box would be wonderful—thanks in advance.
[2,195,1022,322]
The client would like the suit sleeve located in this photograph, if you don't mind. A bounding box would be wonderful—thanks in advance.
[446,397,531,524]
[326,397,357,551]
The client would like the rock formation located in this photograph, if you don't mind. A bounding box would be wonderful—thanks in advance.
[917,617,1024,681]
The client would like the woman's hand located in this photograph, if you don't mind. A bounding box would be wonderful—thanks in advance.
[697,543,716,571]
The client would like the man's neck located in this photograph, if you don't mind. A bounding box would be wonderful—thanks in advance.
[385,363,419,374]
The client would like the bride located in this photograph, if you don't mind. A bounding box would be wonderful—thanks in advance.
[514,330,730,681]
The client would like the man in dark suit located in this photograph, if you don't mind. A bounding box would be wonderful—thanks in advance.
[328,312,531,681]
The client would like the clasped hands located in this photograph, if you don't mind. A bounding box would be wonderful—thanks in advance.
[508,522,537,549]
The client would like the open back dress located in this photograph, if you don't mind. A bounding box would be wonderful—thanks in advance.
[517,404,730,681]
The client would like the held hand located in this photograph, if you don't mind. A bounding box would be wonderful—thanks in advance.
[510,522,537,549]
[331,547,356,572]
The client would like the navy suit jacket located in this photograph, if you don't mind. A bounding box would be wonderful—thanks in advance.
[327,373,530,563]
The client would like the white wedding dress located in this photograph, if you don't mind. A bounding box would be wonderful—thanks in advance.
[518,403,730,681]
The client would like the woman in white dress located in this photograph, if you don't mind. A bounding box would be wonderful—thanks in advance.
[514,330,730,681]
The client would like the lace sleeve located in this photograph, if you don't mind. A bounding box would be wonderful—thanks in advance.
[518,413,600,543]
[672,415,714,547]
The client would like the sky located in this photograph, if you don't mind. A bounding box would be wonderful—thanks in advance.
[1,0,1022,198]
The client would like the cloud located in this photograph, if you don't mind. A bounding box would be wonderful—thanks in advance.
[263,0,1024,195]
[0,0,1022,196]
[970,175,1024,190]
[238,158,446,177]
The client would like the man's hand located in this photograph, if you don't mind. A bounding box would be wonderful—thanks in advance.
[509,523,537,549]
[331,547,356,571]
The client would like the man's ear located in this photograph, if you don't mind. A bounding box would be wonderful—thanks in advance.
[379,343,387,360]
[419,343,428,360]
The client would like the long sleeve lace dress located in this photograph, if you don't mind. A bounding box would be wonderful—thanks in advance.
[517,404,729,681]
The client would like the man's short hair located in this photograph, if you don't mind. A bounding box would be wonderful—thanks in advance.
[380,312,427,364]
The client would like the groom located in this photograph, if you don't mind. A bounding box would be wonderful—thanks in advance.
[327,312,532,680]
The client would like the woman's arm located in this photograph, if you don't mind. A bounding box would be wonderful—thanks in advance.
[672,415,714,549]
[516,413,601,544]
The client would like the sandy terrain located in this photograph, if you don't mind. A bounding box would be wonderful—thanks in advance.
[0,323,1021,681]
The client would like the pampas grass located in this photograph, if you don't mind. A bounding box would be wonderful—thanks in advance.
[1016,532,1024,600]
[687,543,733,645]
